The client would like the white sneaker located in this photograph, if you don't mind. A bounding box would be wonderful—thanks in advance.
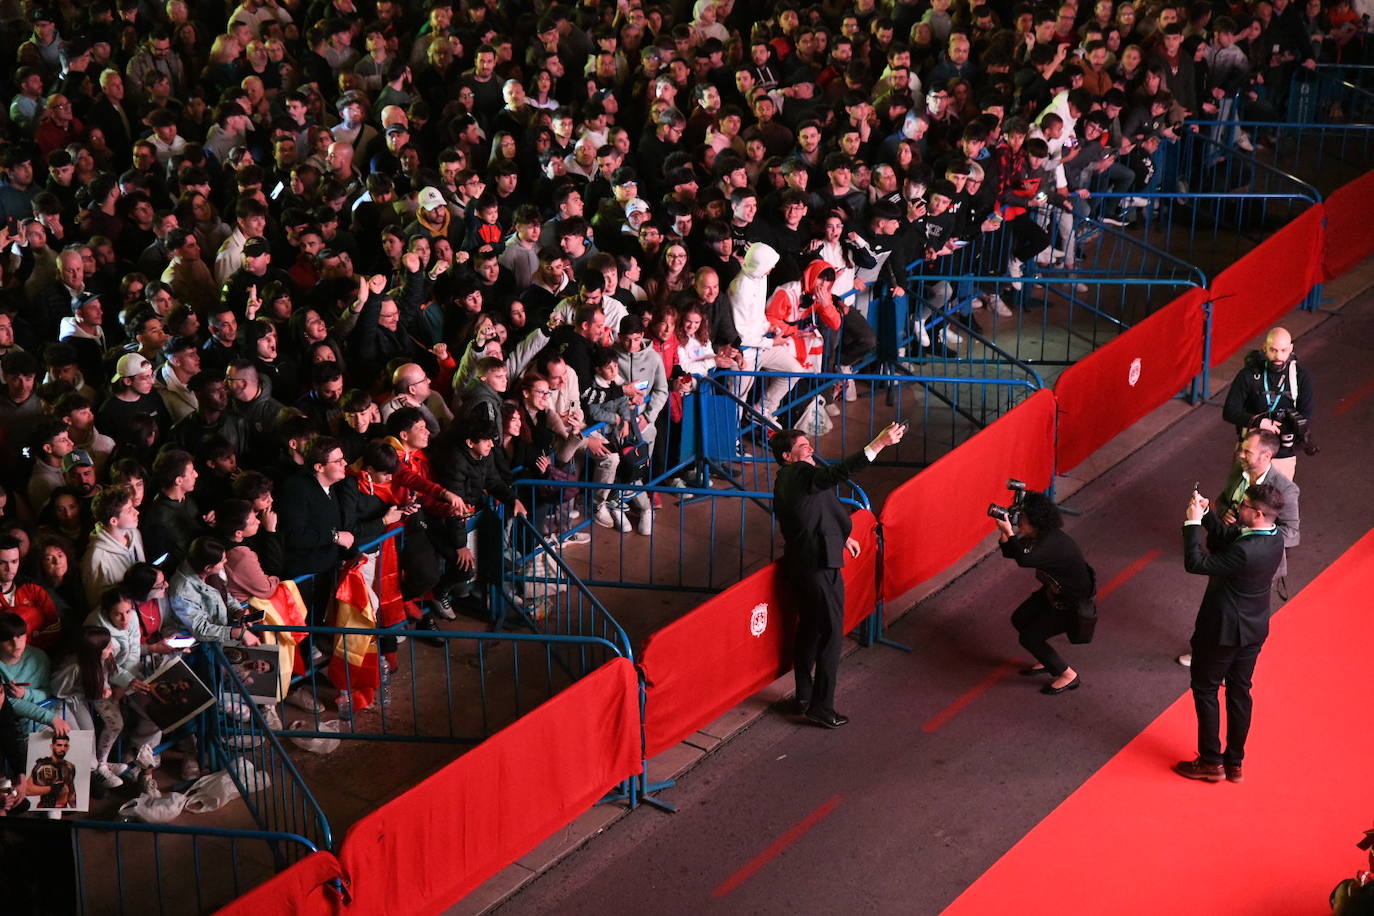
[1176,653,1192,668]
[221,694,253,723]
[94,764,125,789]
[605,502,633,531]
[135,744,160,770]
[1236,131,1254,152]
[939,326,963,346]
[259,704,282,730]
[989,295,1013,317]
[567,506,581,520]
[1074,282,1089,294]
[844,378,856,402]
[561,529,591,545]
[1128,196,1151,208]
[824,400,841,416]
[636,509,654,537]
[288,688,326,713]
[918,326,932,347]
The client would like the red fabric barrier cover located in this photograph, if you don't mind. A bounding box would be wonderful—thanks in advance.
[1054,288,1207,472]
[1323,173,1374,280]
[640,507,881,760]
[1208,206,1324,367]
[336,658,641,916]
[879,390,1057,602]
[842,509,879,634]
[641,562,785,759]
[212,851,343,916]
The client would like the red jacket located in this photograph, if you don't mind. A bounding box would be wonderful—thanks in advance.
[0,579,61,650]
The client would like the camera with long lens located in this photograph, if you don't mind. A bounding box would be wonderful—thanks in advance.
[987,479,1029,525]
[1270,407,1319,456]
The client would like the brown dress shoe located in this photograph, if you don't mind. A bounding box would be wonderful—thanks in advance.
[1174,758,1224,782]
[1224,764,1243,784]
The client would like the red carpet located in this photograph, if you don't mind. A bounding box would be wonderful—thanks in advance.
[941,530,1374,916]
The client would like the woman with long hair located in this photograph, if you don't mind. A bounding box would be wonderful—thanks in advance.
[643,242,694,311]
[27,533,87,642]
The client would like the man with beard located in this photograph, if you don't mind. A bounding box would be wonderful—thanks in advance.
[1222,327,1314,481]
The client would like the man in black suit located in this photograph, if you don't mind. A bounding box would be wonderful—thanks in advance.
[1175,482,1286,785]
[771,421,906,728]
[278,435,356,630]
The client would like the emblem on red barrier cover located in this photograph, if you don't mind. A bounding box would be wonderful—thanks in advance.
[1128,357,1142,387]
[749,603,768,637]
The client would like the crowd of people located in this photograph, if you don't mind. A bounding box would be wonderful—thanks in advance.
[0,0,1356,813]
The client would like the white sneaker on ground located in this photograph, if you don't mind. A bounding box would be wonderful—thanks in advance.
[94,764,125,789]
[259,704,282,730]
[939,326,963,346]
[562,529,591,545]
[636,510,654,537]
[988,295,1013,317]
[595,502,631,531]
[1176,653,1192,668]
[288,688,326,713]
[135,744,160,770]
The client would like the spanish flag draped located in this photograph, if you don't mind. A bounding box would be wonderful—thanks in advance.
[327,559,381,710]
[376,532,409,626]
[248,579,309,702]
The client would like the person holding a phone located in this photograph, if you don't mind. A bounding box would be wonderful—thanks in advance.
[771,420,906,728]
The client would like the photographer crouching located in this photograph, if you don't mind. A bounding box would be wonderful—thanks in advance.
[992,491,1097,696]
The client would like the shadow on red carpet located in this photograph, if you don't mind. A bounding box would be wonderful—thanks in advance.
[940,530,1374,916]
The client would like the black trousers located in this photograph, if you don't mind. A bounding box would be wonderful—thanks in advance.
[789,561,845,715]
[1011,589,1072,677]
[1189,639,1263,766]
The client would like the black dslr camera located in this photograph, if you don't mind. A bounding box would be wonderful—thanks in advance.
[1270,407,1319,456]
[987,479,1029,525]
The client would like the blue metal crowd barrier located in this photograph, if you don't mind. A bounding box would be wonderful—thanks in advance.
[246,624,629,745]
[1187,119,1374,193]
[696,366,1042,475]
[504,478,868,597]
[202,644,334,854]
[69,820,323,916]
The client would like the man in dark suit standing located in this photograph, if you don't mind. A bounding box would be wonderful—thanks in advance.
[1175,482,1286,784]
[771,420,906,728]
[278,435,356,632]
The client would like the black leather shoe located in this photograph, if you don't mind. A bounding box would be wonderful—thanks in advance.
[1040,674,1081,695]
[413,617,444,647]
[804,709,850,728]
[1018,666,1052,676]
[783,696,811,715]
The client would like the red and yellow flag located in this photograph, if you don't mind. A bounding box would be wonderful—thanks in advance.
[327,559,381,710]
[249,579,309,701]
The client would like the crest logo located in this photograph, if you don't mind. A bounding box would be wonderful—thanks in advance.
[749,603,768,638]
[1128,357,1142,387]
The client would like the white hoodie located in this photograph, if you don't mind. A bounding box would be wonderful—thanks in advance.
[728,242,779,349]
[81,524,146,609]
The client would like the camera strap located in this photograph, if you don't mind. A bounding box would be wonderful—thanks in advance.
[1261,358,1298,415]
